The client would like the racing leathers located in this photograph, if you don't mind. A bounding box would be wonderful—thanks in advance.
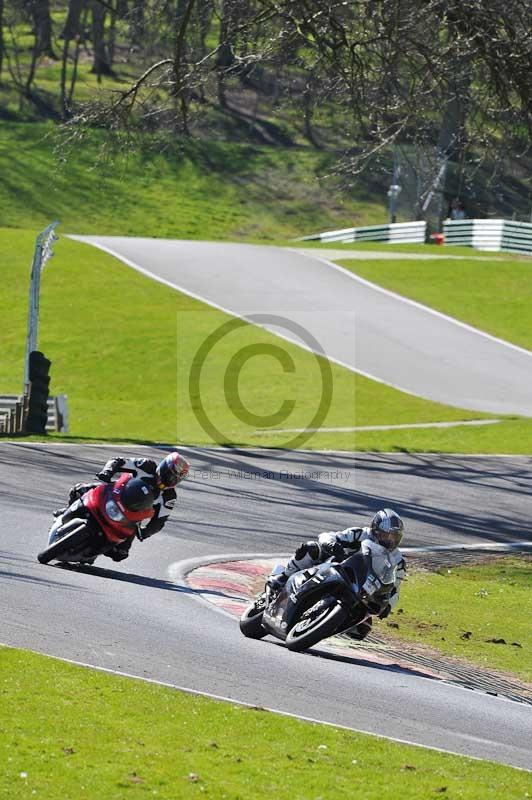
[66,457,178,561]
[271,526,407,635]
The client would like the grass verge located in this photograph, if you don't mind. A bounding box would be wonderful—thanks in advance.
[0,123,384,240]
[336,254,532,352]
[3,227,516,452]
[1,647,530,799]
[383,557,532,683]
[292,241,510,257]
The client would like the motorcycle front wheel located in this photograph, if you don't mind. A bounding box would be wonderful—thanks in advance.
[37,519,91,564]
[239,599,267,639]
[286,598,347,652]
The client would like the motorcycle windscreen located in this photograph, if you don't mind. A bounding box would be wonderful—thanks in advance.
[371,553,396,587]
[340,552,371,591]
[360,539,397,588]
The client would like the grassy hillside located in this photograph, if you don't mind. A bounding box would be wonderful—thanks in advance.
[0,123,385,240]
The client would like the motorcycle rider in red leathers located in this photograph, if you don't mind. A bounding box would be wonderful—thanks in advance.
[55,452,190,562]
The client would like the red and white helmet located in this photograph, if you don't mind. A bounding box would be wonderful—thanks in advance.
[156,452,190,489]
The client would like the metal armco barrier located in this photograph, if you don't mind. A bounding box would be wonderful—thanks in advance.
[0,395,28,434]
[301,220,427,244]
[0,394,69,434]
[443,219,532,255]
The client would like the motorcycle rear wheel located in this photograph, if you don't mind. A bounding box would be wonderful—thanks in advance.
[239,600,267,639]
[37,520,91,565]
[286,598,347,652]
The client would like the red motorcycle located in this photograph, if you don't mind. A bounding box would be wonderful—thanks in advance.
[37,474,155,565]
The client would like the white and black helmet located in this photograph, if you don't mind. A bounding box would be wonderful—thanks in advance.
[370,508,404,549]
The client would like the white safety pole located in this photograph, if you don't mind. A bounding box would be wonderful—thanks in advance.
[23,222,59,388]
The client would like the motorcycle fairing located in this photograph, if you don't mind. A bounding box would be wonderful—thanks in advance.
[262,562,349,640]
[262,547,397,641]
[83,477,144,544]
[46,516,103,564]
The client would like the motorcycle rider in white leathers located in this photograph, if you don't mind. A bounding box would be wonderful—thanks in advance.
[269,508,407,638]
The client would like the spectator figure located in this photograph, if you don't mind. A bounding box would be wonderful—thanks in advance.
[448,198,466,220]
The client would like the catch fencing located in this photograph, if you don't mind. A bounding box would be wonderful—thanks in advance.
[443,219,532,255]
[301,220,427,245]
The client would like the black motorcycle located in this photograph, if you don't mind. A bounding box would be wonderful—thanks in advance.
[239,542,398,652]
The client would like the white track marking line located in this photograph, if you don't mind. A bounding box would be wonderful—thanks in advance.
[168,542,532,581]
[291,249,532,359]
[263,420,502,433]
[1,643,528,770]
[66,236,460,401]
[1,442,529,458]
[293,247,499,262]
[403,542,532,553]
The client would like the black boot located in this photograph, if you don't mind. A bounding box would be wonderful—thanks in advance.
[349,618,372,641]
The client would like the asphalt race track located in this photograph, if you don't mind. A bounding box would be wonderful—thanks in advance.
[72,236,532,416]
[2,443,531,770]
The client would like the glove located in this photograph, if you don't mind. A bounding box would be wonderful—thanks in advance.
[321,541,345,561]
[267,572,288,592]
[97,458,125,482]
[97,470,113,483]
[68,482,96,504]
[134,458,157,475]
[137,518,164,541]
[379,603,392,619]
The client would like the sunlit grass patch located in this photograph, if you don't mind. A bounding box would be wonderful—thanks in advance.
[1,647,530,799]
[382,557,532,682]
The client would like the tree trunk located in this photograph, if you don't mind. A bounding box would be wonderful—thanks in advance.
[67,3,89,107]
[60,0,86,116]
[435,66,472,227]
[61,0,85,39]
[216,0,239,109]
[303,72,322,149]
[108,2,117,66]
[0,0,4,78]
[30,0,55,58]
[173,0,197,134]
[130,0,145,44]
[197,0,212,58]
[90,0,113,78]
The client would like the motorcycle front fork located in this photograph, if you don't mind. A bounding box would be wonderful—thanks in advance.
[48,500,86,545]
